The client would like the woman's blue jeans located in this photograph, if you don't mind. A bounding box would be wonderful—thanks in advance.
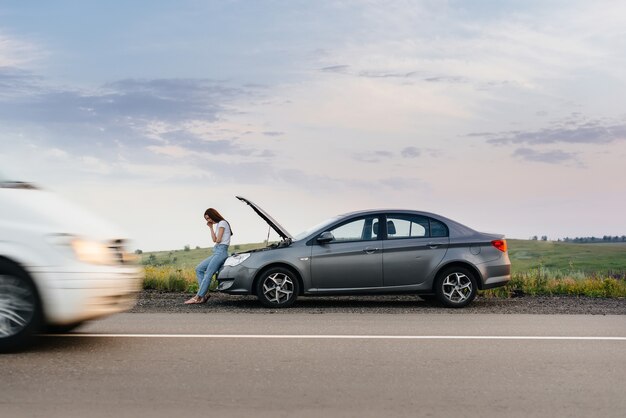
[195,244,229,297]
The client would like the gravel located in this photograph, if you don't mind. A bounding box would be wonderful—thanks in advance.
[131,291,626,315]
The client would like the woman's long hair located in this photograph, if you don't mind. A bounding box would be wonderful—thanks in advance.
[204,208,233,235]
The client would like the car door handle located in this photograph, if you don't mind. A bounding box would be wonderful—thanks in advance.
[427,242,440,249]
[363,247,379,254]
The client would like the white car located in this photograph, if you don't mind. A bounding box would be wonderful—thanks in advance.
[0,173,143,352]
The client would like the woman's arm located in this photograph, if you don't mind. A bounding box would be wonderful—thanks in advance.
[210,222,225,243]
[214,226,225,243]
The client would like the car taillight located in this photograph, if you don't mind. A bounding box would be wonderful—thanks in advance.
[491,239,507,252]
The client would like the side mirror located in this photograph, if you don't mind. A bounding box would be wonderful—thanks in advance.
[317,231,334,244]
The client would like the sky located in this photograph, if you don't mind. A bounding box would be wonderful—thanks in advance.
[1,0,625,251]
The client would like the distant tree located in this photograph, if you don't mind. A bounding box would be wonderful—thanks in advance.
[184,245,190,252]
[195,246,201,249]
[135,249,143,255]
[541,236,548,241]
[531,235,538,241]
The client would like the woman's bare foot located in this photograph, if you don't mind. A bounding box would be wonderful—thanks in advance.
[184,295,209,304]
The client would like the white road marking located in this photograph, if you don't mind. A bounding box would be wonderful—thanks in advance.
[41,334,626,341]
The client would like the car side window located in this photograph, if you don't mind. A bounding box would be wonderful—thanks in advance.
[430,219,448,237]
[386,215,429,239]
[329,216,380,242]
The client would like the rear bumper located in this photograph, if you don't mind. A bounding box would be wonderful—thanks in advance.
[480,264,511,290]
[32,266,144,325]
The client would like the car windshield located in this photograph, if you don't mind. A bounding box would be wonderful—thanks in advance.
[293,215,342,241]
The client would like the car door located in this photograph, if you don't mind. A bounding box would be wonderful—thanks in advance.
[382,214,449,287]
[311,215,383,289]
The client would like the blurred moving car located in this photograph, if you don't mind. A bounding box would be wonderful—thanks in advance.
[0,173,143,352]
[218,196,511,308]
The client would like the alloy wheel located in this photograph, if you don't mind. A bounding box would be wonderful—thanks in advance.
[0,274,37,338]
[262,272,295,304]
[441,272,473,303]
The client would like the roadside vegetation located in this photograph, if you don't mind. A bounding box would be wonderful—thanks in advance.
[140,242,268,294]
[139,239,626,298]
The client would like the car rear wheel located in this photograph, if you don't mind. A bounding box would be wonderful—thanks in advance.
[256,267,299,308]
[435,266,477,308]
[0,261,42,352]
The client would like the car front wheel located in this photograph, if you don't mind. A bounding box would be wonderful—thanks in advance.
[256,267,299,308]
[434,266,477,308]
[0,261,42,352]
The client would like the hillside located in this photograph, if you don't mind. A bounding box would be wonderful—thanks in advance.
[140,242,269,268]
[507,239,626,275]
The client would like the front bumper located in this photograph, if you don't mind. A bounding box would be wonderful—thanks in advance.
[216,264,256,294]
[31,266,144,325]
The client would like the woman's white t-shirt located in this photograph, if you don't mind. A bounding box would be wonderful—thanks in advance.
[215,220,231,246]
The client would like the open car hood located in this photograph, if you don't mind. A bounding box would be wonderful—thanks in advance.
[236,196,293,240]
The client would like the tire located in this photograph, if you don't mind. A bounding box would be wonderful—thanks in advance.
[256,267,299,308]
[0,261,42,353]
[434,266,477,308]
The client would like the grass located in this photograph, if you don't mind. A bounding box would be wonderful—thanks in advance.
[483,270,626,298]
[143,266,198,293]
[141,239,626,298]
[507,239,626,275]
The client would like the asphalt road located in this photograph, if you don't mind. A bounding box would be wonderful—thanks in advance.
[2,313,625,418]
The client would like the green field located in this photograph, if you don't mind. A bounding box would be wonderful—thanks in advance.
[507,239,626,275]
[141,239,626,297]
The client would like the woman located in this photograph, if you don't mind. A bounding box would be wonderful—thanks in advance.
[184,208,233,304]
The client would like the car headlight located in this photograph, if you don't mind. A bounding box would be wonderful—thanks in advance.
[48,234,116,265]
[223,253,250,267]
[71,239,116,265]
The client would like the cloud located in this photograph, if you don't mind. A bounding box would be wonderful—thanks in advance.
[0,77,247,126]
[472,118,626,146]
[401,147,420,158]
[0,72,278,163]
[512,147,579,164]
[319,65,417,80]
[262,131,284,137]
[353,147,438,163]
[0,67,43,97]
[146,145,194,158]
[320,65,350,73]
[358,70,417,79]
[0,33,42,67]
[423,76,467,84]
[353,150,394,163]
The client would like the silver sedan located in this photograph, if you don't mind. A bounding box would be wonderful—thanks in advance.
[218,197,511,308]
